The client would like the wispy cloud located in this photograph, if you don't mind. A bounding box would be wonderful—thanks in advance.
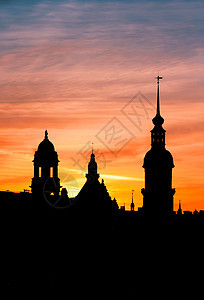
[64,168,142,181]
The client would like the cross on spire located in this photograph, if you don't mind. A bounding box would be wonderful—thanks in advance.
[156,75,163,84]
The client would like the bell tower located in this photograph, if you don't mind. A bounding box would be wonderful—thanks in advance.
[141,76,175,216]
[31,130,61,205]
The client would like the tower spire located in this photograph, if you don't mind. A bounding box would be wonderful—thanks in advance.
[156,75,163,115]
[152,75,164,126]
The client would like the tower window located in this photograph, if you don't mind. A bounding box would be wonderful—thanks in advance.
[50,167,53,178]
[39,167,42,178]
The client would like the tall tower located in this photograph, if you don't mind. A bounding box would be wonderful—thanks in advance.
[31,130,61,205]
[141,76,175,216]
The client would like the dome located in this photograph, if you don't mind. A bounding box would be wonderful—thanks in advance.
[143,148,174,168]
[38,130,55,153]
[36,130,57,161]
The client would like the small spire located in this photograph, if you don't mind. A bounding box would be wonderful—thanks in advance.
[90,142,95,160]
[45,130,48,139]
[131,190,135,211]
[177,200,182,215]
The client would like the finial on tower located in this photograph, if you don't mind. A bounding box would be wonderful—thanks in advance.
[90,142,95,159]
[45,130,48,139]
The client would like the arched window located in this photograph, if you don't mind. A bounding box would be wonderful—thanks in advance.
[39,167,42,178]
[50,167,53,178]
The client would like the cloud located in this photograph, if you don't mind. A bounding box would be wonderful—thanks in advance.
[64,167,142,181]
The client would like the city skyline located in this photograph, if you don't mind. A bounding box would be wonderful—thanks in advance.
[0,0,204,211]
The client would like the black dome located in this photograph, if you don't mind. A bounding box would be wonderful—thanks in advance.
[36,131,56,161]
[143,148,174,168]
[38,138,55,153]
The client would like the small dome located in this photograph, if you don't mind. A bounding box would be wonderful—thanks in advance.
[36,130,57,161]
[38,130,55,153]
[143,148,174,168]
[38,138,55,153]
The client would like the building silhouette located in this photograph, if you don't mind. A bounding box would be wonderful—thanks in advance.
[141,76,175,216]
[31,130,61,208]
[74,149,112,214]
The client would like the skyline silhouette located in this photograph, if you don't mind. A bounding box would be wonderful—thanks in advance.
[2,0,203,293]
[0,0,203,211]
[1,77,203,217]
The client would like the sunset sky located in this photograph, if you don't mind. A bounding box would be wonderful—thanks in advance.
[0,0,203,211]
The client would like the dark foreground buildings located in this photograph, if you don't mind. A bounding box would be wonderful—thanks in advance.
[3,77,204,291]
[2,77,203,220]
[2,76,204,221]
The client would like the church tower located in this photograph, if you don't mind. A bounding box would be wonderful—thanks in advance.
[31,130,61,205]
[86,148,100,184]
[141,76,175,216]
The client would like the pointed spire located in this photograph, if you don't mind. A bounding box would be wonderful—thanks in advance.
[177,200,182,215]
[45,130,48,139]
[152,75,164,126]
[132,190,134,204]
[131,190,135,211]
[156,75,162,115]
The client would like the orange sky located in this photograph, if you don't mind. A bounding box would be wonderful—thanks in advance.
[0,0,204,211]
